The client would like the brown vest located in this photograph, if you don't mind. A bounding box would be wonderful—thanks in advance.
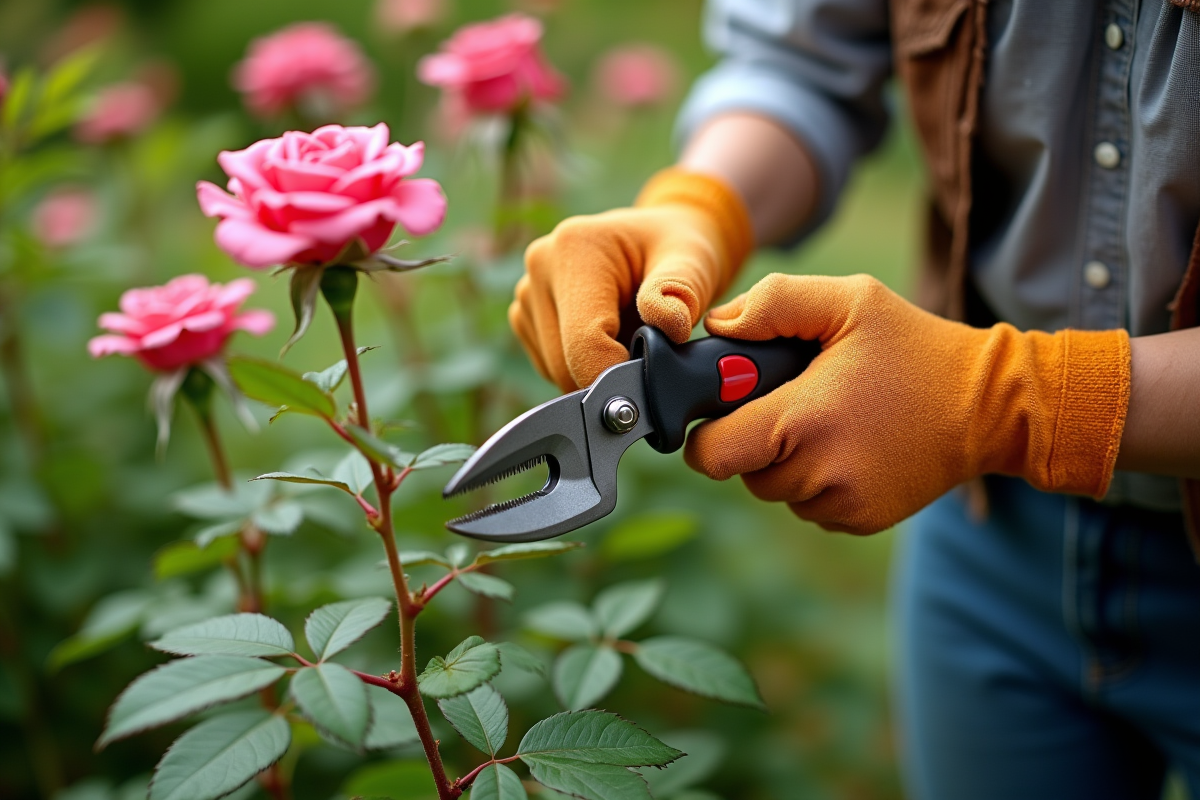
[889,0,1200,543]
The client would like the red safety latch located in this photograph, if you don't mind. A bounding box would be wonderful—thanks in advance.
[717,355,758,402]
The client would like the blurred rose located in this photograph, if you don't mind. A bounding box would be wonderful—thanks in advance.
[375,0,447,35]
[88,275,275,372]
[33,187,97,248]
[418,14,565,114]
[233,22,374,119]
[41,5,123,64]
[196,123,446,269]
[0,69,7,108]
[594,44,679,108]
[75,82,159,144]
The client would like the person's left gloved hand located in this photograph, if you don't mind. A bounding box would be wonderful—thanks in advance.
[684,273,1132,535]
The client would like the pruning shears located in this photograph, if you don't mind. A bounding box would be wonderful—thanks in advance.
[443,326,821,542]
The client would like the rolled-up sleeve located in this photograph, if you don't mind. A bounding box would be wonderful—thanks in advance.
[678,0,893,241]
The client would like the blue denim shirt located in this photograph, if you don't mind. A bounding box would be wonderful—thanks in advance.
[679,0,1200,510]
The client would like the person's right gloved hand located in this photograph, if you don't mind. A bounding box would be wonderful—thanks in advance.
[510,168,754,392]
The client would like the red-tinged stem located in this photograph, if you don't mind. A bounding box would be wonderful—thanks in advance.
[330,299,454,800]
[418,570,461,609]
[611,640,639,655]
[454,755,523,794]
[351,668,404,695]
[196,411,232,491]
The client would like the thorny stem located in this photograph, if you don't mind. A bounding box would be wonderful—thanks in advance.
[454,755,523,793]
[333,301,455,800]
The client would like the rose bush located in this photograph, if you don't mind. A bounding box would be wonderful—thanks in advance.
[32,187,96,248]
[233,22,374,118]
[196,123,446,268]
[88,274,275,371]
[418,14,565,114]
[594,44,680,109]
[75,81,160,143]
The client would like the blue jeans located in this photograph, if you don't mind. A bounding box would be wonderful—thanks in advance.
[893,477,1200,800]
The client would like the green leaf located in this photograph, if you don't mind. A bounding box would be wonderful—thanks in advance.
[418,640,500,699]
[150,614,295,658]
[345,425,415,470]
[601,511,699,562]
[98,656,287,748]
[283,266,324,356]
[410,443,477,470]
[449,636,486,658]
[46,590,152,672]
[632,637,764,709]
[553,645,623,711]
[437,683,508,755]
[593,580,664,639]
[363,686,419,750]
[251,471,352,496]
[290,663,371,747]
[522,757,650,800]
[470,764,528,800]
[302,346,378,393]
[641,731,725,797]
[304,597,392,661]
[333,450,374,495]
[228,356,335,419]
[252,501,304,535]
[3,69,35,129]
[343,760,438,800]
[148,710,290,800]
[172,481,271,520]
[496,642,547,679]
[458,572,514,602]
[445,543,471,568]
[517,710,681,767]
[398,550,451,568]
[524,602,596,642]
[193,520,243,548]
[473,541,584,567]
[153,537,240,581]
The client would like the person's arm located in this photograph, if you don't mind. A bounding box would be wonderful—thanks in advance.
[1115,328,1200,478]
[678,112,821,246]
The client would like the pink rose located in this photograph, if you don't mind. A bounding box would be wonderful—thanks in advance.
[89,275,275,372]
[75,81,160,144]
[594,44,680,109]
[0,69,8,108]
[233,23,374,119]
[33,187,97,248]
[417,14,566,114]
[196,123,446,269]
[375,0,447,36]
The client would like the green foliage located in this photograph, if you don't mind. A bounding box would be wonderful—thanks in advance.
[593,580,664,639]
[457,571,515,601]
[470,764,528,800]
[517,710,682,766]
[303,346,379,392]
[98,656,287,748]
[553,644,623,711]
[304,597,392,661]
[473,541,584,566]
[153,536,240,581]
[437,683,508,755]
[251,470,354,496]
[148,711,290,800]
[418,638,501,699]
[496,642,548,679]
[633,637,764,709]
[363,686,420,750]
[290,662,371,747]
[522,757,651,800]
[525,602,597,642]
[600,511,699,562]
[410,443,477,470]
[342,760,439,800]
[228,356,336,418]
[150,613,294,658]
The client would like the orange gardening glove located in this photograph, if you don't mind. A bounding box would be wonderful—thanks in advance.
[511,168,754,391]
[684,273,1132,535]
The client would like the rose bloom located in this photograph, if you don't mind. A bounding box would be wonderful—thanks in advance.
[33,187,97,248]
[196,123,446,269]
[233,22,374,118]
[89,274,275,372]
[375,0,447,36]
[594,44,680,109]
[75,82,160,144]
[417,14,565,114]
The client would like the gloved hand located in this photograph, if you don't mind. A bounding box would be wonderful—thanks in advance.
[684,273,1132,534]
[510,168,754,391]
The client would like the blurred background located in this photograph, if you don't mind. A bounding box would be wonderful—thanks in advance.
[0,0,924,798]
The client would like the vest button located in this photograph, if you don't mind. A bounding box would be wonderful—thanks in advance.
[1094,141,1121,169]
[1105,23,1124,50]
[1084,260,1112,290]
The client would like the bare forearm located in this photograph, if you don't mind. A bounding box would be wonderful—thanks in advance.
[679,112,821,247]
[1115,327,1200,478]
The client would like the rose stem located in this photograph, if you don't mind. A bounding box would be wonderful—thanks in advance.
[325,269,456,800]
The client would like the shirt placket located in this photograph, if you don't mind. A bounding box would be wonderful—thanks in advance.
[1077,0,1137,330]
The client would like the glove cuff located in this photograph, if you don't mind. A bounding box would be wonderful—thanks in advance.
[635,168,755,272]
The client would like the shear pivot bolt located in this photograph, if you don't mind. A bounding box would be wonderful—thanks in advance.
[603,396,639,434]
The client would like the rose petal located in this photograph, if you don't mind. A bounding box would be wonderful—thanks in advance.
[213,277,258,308]
[233,309,276,336]
[140,322,184,349]
[391,178,447,236]
[179,310,227,333]
[88,334,140,358]
[214,218,314,268]
[288,197,397,244]
[197,181,250,219]
[97,312,145,335]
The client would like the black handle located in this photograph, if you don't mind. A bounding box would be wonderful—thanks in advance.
[630,326,821,454]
